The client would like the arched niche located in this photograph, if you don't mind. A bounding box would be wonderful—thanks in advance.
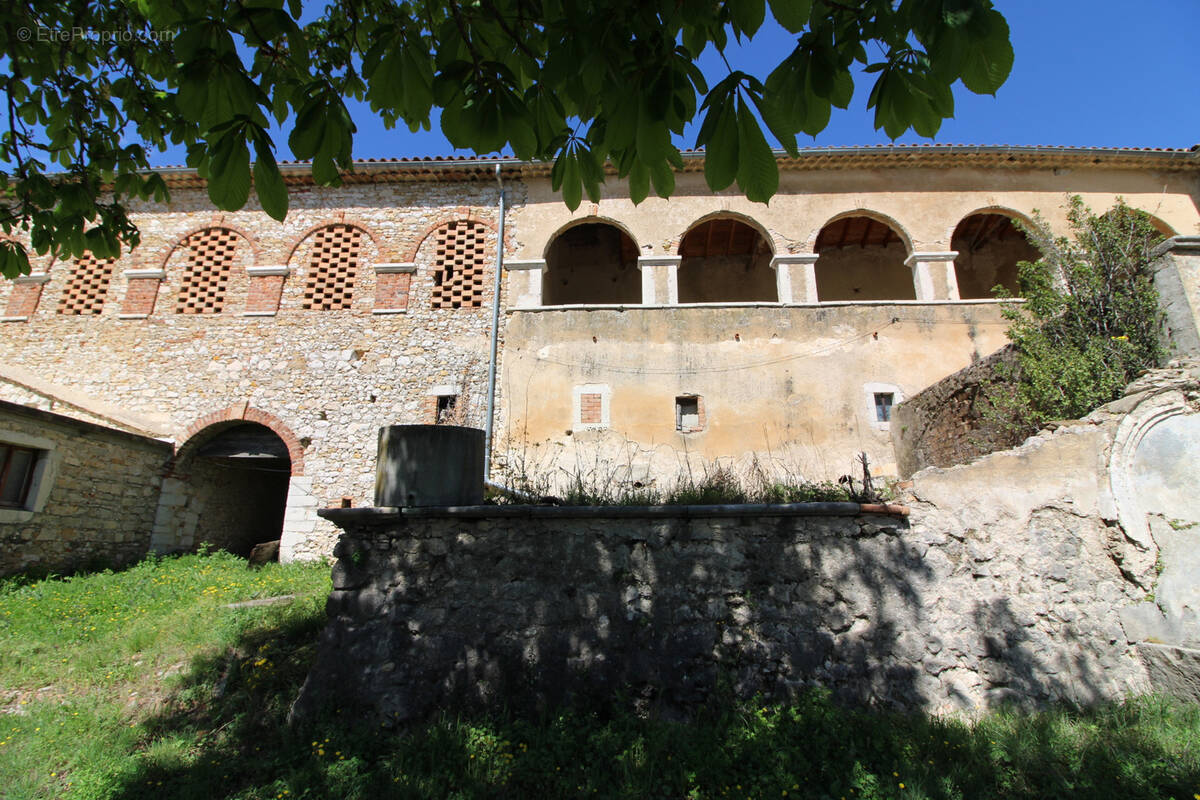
[542,222,640,305]
[951,212,1041,299]
[677,216,776,303]
[814,215,914,301]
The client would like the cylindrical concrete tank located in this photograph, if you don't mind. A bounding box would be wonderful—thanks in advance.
[375,425,485,507]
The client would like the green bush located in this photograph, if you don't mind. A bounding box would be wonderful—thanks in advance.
[987,196,1167,433]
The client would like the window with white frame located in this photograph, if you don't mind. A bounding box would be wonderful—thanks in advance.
[862,382,903,431]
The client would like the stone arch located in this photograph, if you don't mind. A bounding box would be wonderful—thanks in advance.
[812,212,915,301]
[540,216,639,260]
[542,219,641,305]
[669,211,781,256]
[1102,206,1176,238]
[675,214,777,303]
[951,208,1043,299]
[406,218,498,310]
[809,210,914,256]
[159,223,262,272]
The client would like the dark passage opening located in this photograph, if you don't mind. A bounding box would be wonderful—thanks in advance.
[188,423,291,559]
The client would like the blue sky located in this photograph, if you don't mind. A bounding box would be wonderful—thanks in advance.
[225,0,1198,165]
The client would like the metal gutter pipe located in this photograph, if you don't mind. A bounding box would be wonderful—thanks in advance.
[483,163,505,480]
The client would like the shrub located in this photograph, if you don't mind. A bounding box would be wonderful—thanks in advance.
[987,196,1167,433]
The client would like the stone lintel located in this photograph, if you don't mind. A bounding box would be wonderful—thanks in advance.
[245,265,291,277]
[904,251,959,267]
[373,262,417,274]
[13,273,51,285]
[502,259,547,271]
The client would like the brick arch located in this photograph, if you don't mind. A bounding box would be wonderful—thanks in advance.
[285,220,383,265]
[402,212,502,262]
[170,403,305,477]
[541,216,640,260]
[670,211,782,256]
[808,209,914,255]
[157,224,261,271]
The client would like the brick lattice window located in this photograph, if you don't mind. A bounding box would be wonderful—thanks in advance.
[303,225,362,310]
[58,254,115,315]
[175,228,242,314]
[431,221,489,309]
[580,393,603,425]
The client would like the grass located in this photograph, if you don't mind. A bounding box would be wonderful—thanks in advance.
[493,455,863,507]
[3,553,1200,799]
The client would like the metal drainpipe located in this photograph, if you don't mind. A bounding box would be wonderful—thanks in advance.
[483,163,505,480]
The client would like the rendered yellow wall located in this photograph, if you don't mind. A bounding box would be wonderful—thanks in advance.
[497,302,1013,484]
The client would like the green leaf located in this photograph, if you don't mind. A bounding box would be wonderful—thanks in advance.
[704,104,739,191]
[735,99,778,203]
[649,158,675,198]
[768,0,812,33]
[627,160,650,205]
[559,150,582,211]
[729,0,766,37]
[252,137,288,221]
[960,10,1013,95]
[206,130,251,210]
[0,240,31,279]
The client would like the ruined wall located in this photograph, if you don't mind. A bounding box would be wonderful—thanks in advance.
[891,345,1022,477]
[0,401,172,576]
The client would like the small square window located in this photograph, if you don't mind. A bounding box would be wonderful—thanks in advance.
[435,395,459,424]
[675,395,704,432]
[0,444,38,509]
[874,392,894,423]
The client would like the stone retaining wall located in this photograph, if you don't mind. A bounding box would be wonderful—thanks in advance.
[292,498,1151,723]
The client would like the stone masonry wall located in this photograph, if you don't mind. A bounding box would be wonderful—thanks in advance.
[0,180,520,559]
[293,498,1150,724]
[891,345,1022,477]
[0,401,172,576]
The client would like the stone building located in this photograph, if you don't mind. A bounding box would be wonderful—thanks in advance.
[1,144,1198,569]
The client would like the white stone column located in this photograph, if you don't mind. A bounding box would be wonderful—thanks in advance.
[638,255,680,305]
[905,251,961,301]
[503,259,546,308]
[770,254,820,304]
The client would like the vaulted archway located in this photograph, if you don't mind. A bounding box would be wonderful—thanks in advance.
[542,221,640,305]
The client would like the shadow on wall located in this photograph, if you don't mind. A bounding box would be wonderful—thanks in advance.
[291,504,1137,725]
